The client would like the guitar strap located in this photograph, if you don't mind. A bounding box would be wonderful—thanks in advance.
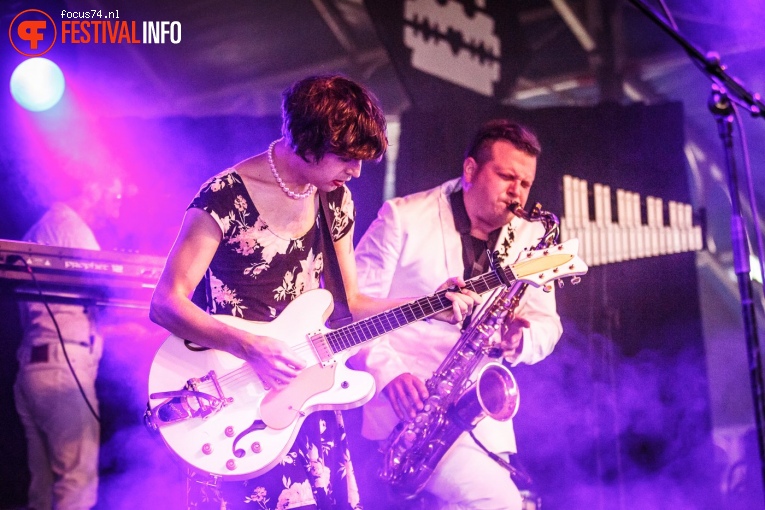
[318,191,353,328]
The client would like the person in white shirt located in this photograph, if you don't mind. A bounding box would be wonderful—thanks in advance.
[352,119,563,510]
[14,176,123,510]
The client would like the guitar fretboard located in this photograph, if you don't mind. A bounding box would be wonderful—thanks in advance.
[324,266,514,354]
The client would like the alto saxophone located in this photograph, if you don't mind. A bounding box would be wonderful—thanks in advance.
[379,203,560,498]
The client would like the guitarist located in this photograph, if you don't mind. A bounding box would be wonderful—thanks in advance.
[352,119,564,509]
[148,75,478,510]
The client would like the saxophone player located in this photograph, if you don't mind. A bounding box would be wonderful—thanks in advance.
[352,119,563,509]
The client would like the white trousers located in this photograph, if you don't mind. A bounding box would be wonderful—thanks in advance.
[14,342,100,510]
[422,432,523,510]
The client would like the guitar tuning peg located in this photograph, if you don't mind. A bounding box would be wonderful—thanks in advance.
[543,284,552,293]
[570,276,581,285]
[557,279,564,289]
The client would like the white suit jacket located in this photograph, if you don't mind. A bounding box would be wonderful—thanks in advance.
[352,178,563,454]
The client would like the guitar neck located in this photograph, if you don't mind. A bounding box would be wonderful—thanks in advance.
[325,266,512,354]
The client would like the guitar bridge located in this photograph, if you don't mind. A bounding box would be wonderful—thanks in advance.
[145,370,231,429]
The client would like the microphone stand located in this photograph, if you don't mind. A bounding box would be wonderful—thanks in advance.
[626,0,765,498]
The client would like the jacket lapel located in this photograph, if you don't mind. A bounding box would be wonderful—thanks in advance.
[437,179,464,279]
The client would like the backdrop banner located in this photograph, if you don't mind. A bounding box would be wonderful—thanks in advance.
[364,0,529,110]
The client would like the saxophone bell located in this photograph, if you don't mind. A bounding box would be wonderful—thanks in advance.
[449,362,519,431]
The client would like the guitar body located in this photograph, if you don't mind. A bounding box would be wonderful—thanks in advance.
[147,289,375,480]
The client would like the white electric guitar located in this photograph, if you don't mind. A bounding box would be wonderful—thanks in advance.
[145,238,588,480]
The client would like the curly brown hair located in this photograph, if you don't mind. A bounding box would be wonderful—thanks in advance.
[281,75,388,163]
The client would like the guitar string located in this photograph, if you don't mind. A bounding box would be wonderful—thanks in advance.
[191,311,415,391]
[176,258,565,398]
[187,270,510,392]
[196,340,317,392]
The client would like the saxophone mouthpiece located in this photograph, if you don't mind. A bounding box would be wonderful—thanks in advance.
[509,202,527,219]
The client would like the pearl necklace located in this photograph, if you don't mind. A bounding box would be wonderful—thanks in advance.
[267,139,315,200]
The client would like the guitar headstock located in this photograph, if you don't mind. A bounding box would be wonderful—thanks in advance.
[508,238,589,288]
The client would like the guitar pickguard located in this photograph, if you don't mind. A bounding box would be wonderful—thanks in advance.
[261,363,338,429]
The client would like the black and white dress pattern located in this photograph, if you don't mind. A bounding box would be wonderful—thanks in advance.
[186,169,361,510]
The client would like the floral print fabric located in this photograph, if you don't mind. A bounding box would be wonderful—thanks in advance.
[187,411,361,510]
[186,169,360,509]
[189,169,354,322]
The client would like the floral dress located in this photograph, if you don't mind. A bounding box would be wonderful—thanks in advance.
[186,169,361,510]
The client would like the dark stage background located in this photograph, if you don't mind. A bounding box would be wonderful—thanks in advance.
[0,101,719,509]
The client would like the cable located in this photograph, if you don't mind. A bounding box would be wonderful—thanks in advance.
[15,257,101,423]
[732,104,765,309]
[655,0,679,31]
[468,430,533,487]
